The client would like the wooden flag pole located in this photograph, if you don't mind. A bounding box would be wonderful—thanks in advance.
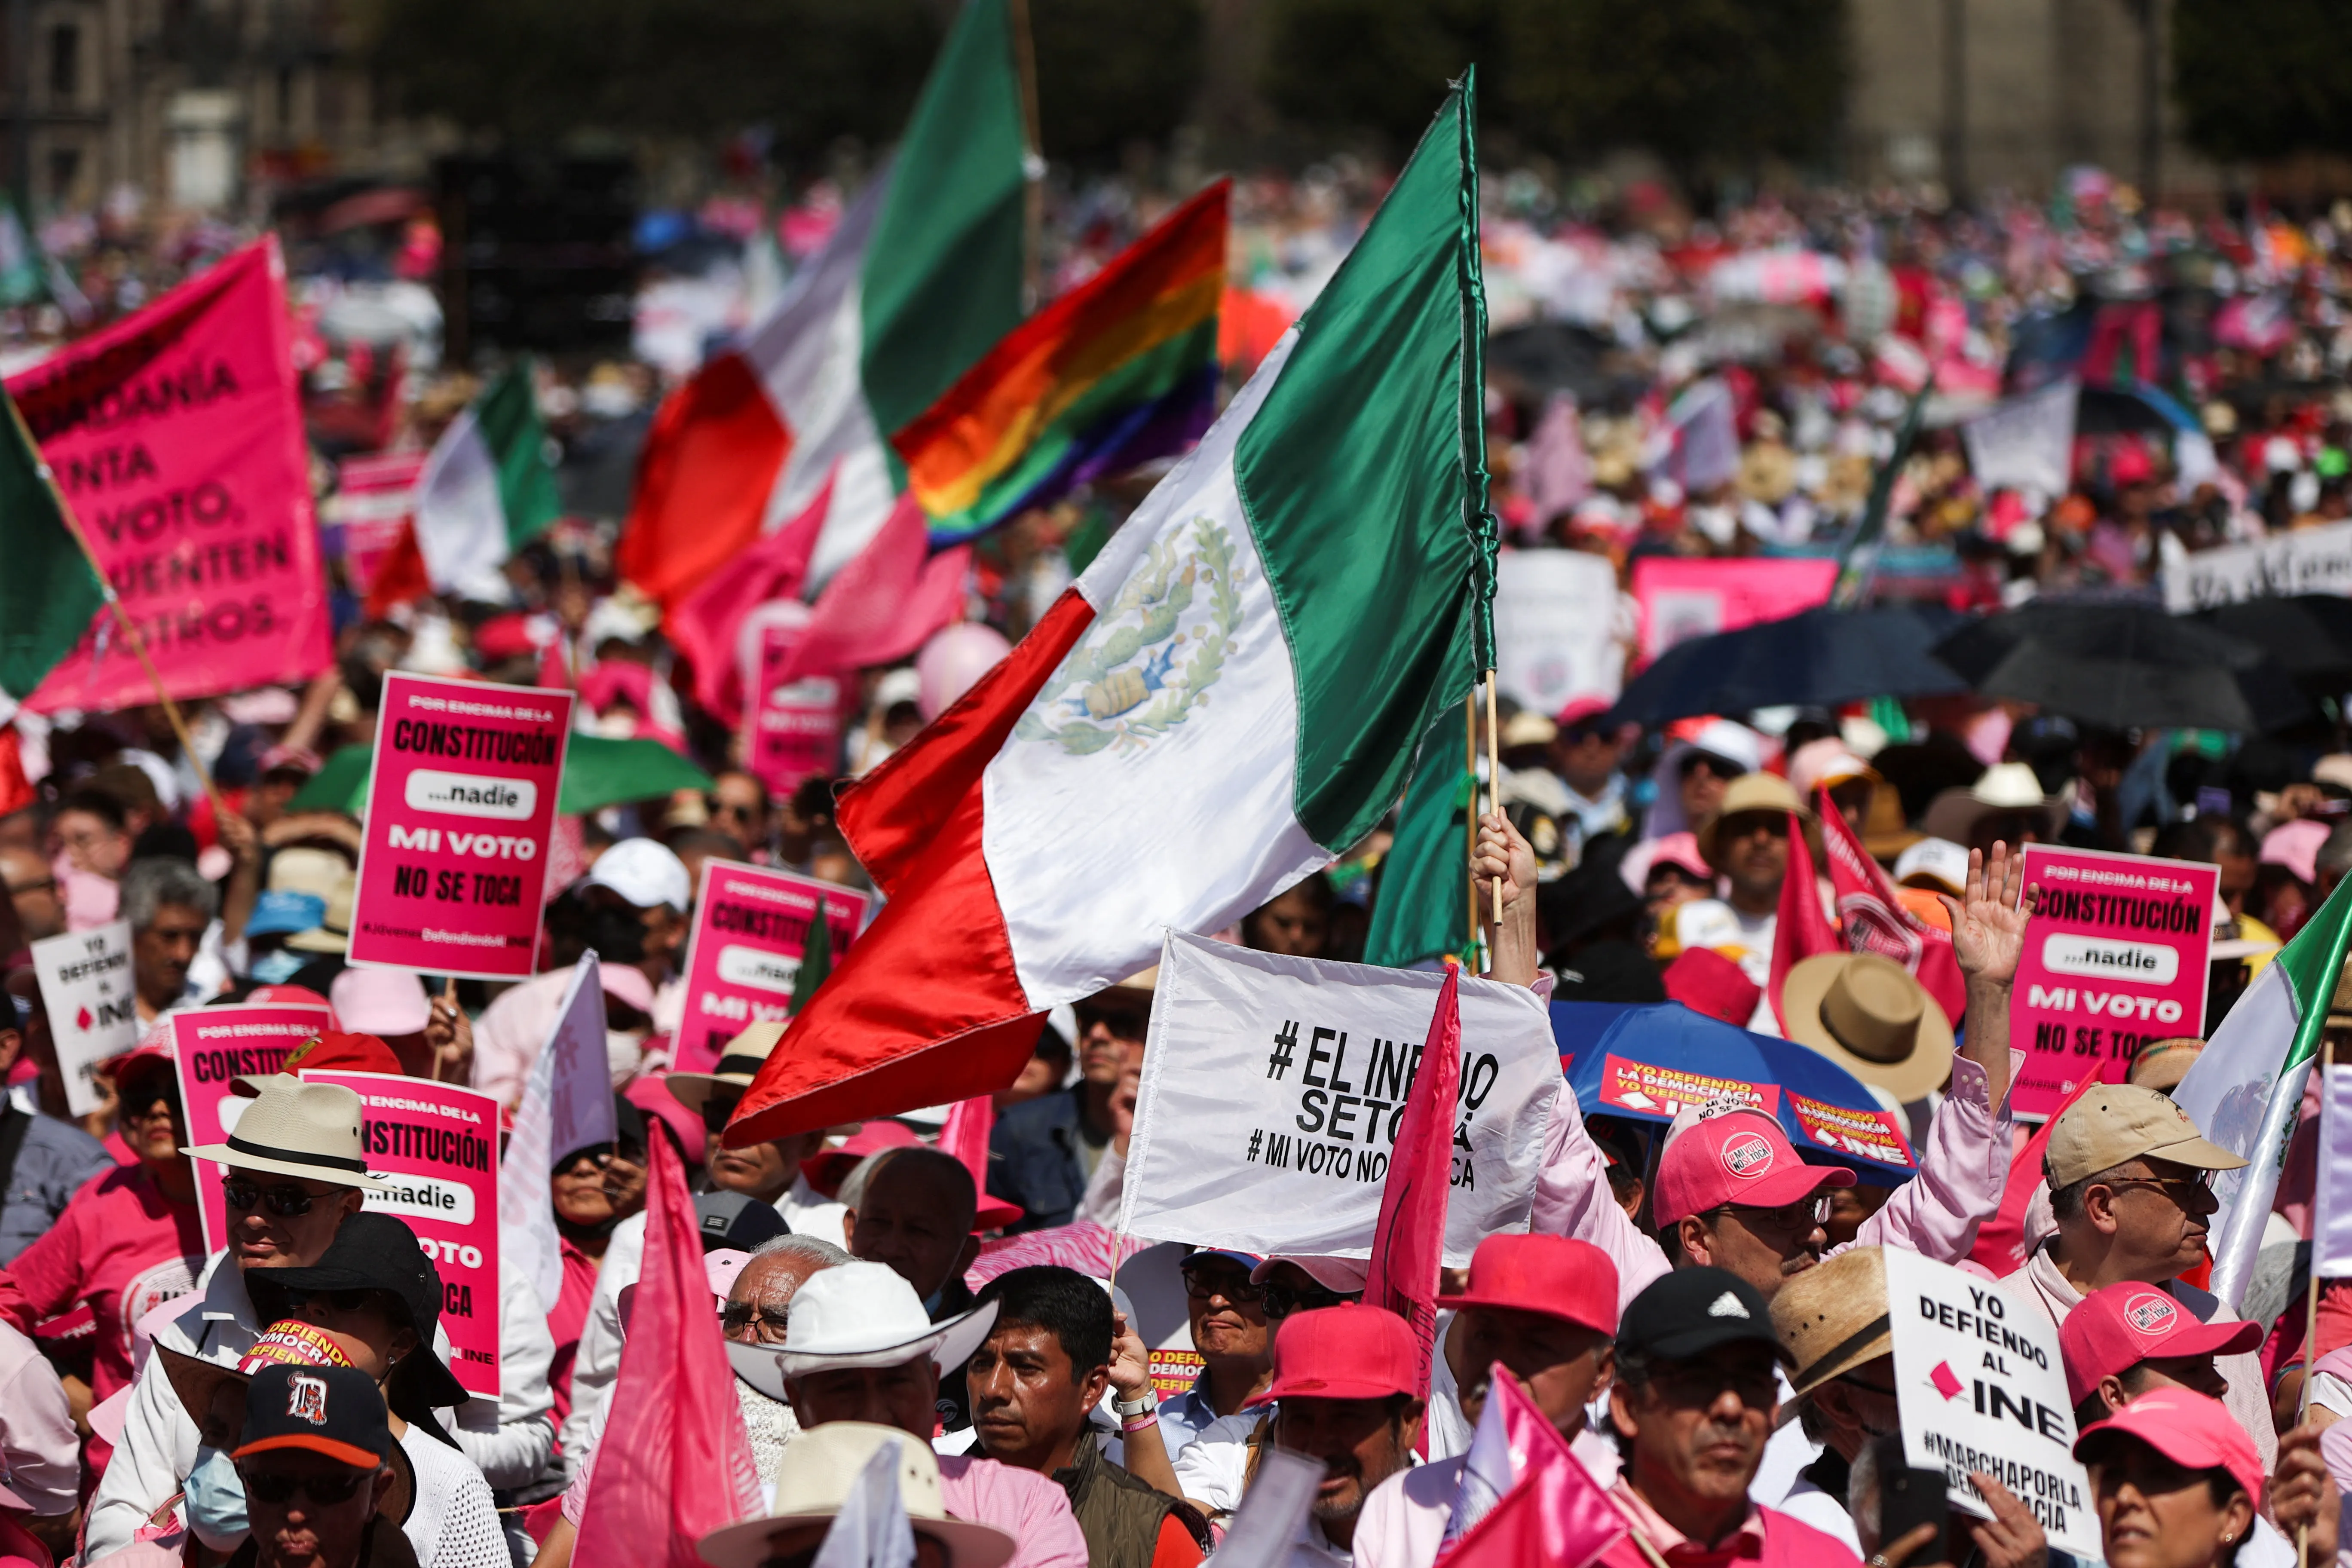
[1483,672,1502,925]
[1005,0,1045,313]
[6,395,227,821]
[1463,692,1479,969]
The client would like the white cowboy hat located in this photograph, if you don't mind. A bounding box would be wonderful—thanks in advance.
[180,1078,389,1191]
[725,1262,998,1401]
[696,1422,1014,1568]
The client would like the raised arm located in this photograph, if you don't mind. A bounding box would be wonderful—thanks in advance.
[1943,841,2036,1111]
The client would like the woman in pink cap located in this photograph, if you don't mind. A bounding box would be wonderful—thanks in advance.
[2070,1387,2331,1568]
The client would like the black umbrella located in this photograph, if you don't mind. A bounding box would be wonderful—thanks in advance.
[1930,602,2307,732]
[1608,604,1968,727]
[2197,595,2352,683]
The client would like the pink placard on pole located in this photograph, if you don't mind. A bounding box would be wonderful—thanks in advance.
[675,859,872,1075]
[742,622,843,802]
[350,671,575,980]
[303,1069,502,1400]
[2012,845,2219,1119]
[173,1005,332,1254]
[1629,556,1838,663]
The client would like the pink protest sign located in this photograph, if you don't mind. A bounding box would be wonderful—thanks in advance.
[1596,1054,1782,1121]
[1630,556,1838,663]
[325,452,425,598]
[2013,845,2219,1118]
[9,239,333,712]
[172,1004,332,1253]
[303,1070,501,1400]
[742,621,843,802]
[677,860,871,1074]
[350,672,574,980]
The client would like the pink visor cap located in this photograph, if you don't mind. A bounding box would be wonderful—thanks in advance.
[1651,1107,1853,1225]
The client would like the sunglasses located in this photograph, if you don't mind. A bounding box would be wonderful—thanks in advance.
[239,1467,372,1506]
[1262,1281,1350,1319]
[1180,1266,1265,1305]
[1710,1195,1831,1233]
[719,1302,791,1340]
[701,1091,743,1135]
[222,1179,318,1217]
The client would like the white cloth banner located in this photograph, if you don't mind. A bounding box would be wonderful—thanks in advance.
[1493,550,1625,718]
[1963,378,2077,498]
[31,921,136,1116]
[2315,1063,2352,1277]
[497,952,617,1312]
[1664,380,1739,493]
[1885,1250,2100,1560]
[1116,932,1558,1265]
[2162,518,2352,611]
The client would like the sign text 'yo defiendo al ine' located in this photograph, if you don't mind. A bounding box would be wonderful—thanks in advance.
[677,860,870,1074]
[173,1004,333,1253]
[30,922,138,1116]
[350,672,574,980]
[304,1069,502,1400]
[2012,845,2218,1119]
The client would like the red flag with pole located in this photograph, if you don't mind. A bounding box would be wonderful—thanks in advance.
[1813,784,1967,1029]
[1768,811,1839,1034]
[1368,962,1461,1447]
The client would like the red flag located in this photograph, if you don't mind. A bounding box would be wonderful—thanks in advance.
[1813,785,1967,1029]
[666,470,834,724]
[769,493,970,689]
[1768,812,1839,1034]
[1438,1369,1625,1568]
[1369,963,1461,1437]
[617,353,791,609]
[1969,1058,2122,1275]
[0,725,34,819]
[362,521,432,620]
[574,1123,764,1568]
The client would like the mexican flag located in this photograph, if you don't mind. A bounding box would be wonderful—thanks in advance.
[0,387,104,701]
[620,0,1027,607]
[728,75,1499,1142]
[2175,873,2352,1311]
[411,360,562,601]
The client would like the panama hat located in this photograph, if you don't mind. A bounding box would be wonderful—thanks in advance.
[181,1078,389,1191]
[667,1020,786,1115]
[1772,1246,1891,1398]
[725,1262,999,1401]
[1694,772,1815,873]
[696,1423,1013,1568]
[1919,763,2067,846]
[1779,951,1955,1103]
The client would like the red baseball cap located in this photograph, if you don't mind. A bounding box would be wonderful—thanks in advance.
[1436,1234,1618,1337]
[2059,1283,2263,1407]
[244,986,341,1028]
[1246,1305,1419,1408]
[1662,949,1762,1026]
[1556,695,1614,733]
[2074,1386,2263,1506]
[1652,1107,1853,1225]
[237,1030,402,1095]
[800,1121,921,1197]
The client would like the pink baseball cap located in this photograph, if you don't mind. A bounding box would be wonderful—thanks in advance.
[1555,695,1614,733]
[1435,1234,1618,1337]
[2058,1283,2263,1407]
[1648,832,1713,883]
[244,984,340,1027]
[1246,1304,1418,1407]
[330,968,431,1036]
[2261,818,2329,887]
[1662,948,1762,1026]
[2073,1386,2263,1506]
[1652,1107,1853,1225]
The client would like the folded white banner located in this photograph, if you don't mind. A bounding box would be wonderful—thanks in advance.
[1117,931,1559,1265]
[1963,377,2077,499]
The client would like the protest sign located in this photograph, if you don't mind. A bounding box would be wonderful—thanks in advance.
[2013,845,2218,1118]
[1492,549,1624,718]
[499,954,617,1312]
[324,452,425,598]
[1629,556,1838,663]
[677,859,870,1072]
[350,671,575,980]
[2318,1063,2352,1279]
[741,620,843,802]
[1884,1249,2098,1558]
[7,240,332,712]
[1117,932,1559,1264]
[2162,518,2352,611]
[31,922,137,1115]
[1962,378,2077,499]
[305,1069,502,1399]
[172,1004,332,1253]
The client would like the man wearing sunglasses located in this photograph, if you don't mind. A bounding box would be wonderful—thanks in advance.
[234,1363,419,1568]
[989,970,1155,1234]
[1158,1250,1273,1460]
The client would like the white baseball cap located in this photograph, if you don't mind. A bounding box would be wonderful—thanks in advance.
[1893,837,1970,896]
[585,838,692,913]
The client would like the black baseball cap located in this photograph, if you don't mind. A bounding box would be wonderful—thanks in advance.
[234,1362,414,1522]
[253,1213,470,1410]
[697,1191,790,1253]
[1618,1267,1792,1366]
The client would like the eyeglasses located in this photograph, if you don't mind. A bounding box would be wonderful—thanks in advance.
[1710,1195,1830,1233]
[121,1093,181,1122]
[719,1302,791,1341]
[1180,1267,1265,1305]
[1263,1282,1350,1319]
[2104,1173,2217,1208]
[1074,1010,1147,1042]
[701,1091,743,1135]
[556,1147,643,1178]
[239,1467,372,1505]
[222,1179,318,1217]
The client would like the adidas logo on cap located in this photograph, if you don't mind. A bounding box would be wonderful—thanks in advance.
[1708,1291,1749,1319]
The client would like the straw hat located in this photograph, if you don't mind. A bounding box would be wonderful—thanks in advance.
[1919,763,2067,846]
[1779,951,1955,1103]
[666,1020,787,1115]
[1694,772,1815,873]
[696,1423,1014,1568]
[1859,781,1923,861]
[1772,1246,1890,1398]
[180,1078,389,1191]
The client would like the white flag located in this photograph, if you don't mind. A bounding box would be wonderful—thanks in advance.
[813,1442,916,1568]
[497,952,619,1311]
[2315,1063,2352,1277]
[1963,378,2077,499]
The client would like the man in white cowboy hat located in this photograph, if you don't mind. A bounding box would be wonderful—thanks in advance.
[696,1421,1017,1568]
[729,1262,1088,1568]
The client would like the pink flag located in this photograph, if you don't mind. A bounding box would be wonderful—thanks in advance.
[1813,785,1966,1029]
[1768,812,1840,1035]
[574,1125,763,1568]
[1369,962,1461,1431]
[770,491,970,689]
[667,472,834,724]
[940,1095,995,1192]
[1439,1368,1625,1568]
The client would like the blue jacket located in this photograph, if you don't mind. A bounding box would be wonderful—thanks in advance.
[0,1106,113,1263]
[987,1088,1107,1234]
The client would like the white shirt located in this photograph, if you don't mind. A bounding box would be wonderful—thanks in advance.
[398,1424,505,1568]
[1171,1409,1264,1515]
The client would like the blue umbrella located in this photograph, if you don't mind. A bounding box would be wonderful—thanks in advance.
[1551,1001,1917,1184]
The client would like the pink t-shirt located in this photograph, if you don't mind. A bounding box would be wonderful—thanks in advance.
[0,1164,205,1401]
[935,1455,1089,1568]
[548,1237,601,1430]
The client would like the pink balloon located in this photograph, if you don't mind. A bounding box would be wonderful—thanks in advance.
[916,623,1013,720]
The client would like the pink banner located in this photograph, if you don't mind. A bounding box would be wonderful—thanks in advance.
[2013,845,2219,1118]
[9,239,332,713]
[1596,1053,1782,1121]
[303,1069,502,1400]
[326,452,425,598]
[741,622,842,802]
[350,672,575,980]
[173,1004,332,1253]
[1629,556,1838,663]
[676,860,871,1074]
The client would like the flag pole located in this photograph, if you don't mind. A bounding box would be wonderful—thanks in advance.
[1005,0,1044,313]
[6,395,228,821]
[1463,692,1478,971]
[1483,672,1502,928]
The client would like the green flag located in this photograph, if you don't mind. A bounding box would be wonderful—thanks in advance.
[791,896,833,1014]
[0,389,103,700]
[1363,719,1476,969]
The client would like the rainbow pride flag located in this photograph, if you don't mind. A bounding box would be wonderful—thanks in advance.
[895,181,1228,546]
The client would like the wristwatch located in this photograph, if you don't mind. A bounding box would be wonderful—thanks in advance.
[1112,1388,1158,1419]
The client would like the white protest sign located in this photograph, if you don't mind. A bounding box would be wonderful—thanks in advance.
[31,920,138,1115]
[497,951,617,1312]
[1493,550,1624,717]
[1963,378,2077,498]
[2162,518,2352,610]
[1884,1249,2098,1559]
[1117,931,1559,1265]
